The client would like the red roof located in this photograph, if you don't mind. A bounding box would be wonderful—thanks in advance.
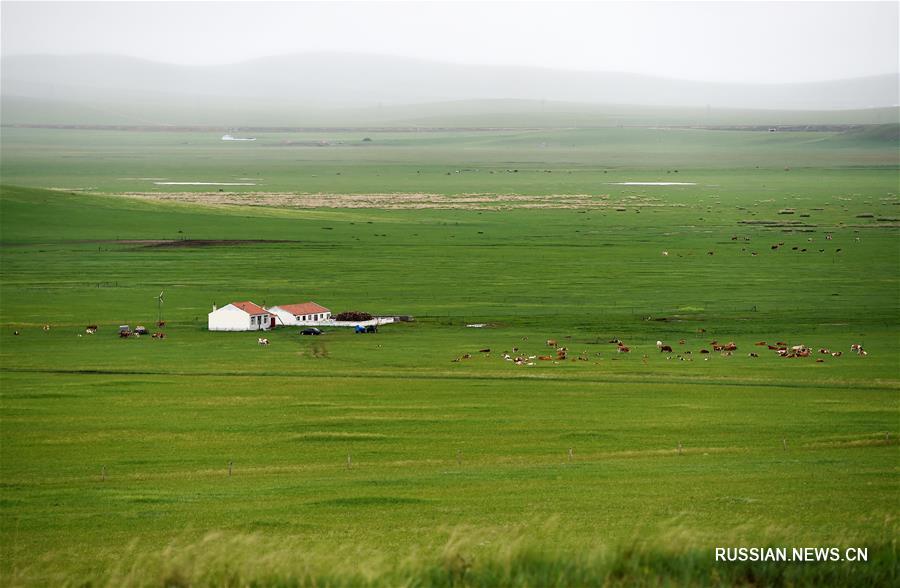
[230,301,272,316]
[274,302,330,316]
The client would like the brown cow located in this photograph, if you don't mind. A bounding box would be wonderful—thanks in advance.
[546,339,558,348]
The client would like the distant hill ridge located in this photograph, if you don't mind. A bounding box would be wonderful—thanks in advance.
[3,52,898,110]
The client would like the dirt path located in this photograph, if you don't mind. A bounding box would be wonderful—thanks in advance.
[115,191,677,210]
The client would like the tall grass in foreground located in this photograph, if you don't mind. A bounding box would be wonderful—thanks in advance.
[7,521,896,587]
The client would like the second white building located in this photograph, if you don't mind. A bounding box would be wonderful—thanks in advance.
[268,302,332,326]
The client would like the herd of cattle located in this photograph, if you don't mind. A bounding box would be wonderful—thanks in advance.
[10,324,870,364]
[452,336,869,366]
[10,322,169,339]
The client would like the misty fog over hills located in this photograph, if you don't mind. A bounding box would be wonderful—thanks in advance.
[2,53,898,126]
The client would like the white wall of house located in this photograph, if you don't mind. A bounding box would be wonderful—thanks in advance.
[269,307,298,326]
[268,307,332,326]
[208,305,271,331]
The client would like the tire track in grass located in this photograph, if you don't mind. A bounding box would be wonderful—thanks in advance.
[1,366,898,391]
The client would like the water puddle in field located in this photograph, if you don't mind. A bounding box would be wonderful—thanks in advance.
[609,182,697,186]
[153,182,256,186]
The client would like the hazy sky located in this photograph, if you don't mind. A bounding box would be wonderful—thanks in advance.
[2,1,897,83]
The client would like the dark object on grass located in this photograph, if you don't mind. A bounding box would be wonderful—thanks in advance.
[335,311,373,321]
[301,328,323,336]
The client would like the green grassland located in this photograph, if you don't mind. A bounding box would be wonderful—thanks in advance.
[0,126,898,586]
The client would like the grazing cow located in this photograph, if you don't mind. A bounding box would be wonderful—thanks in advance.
[617,346,630,353]
[546,339,558,348]
[119,330,132,338]
[818,348,830,355]
[722,342,737,351]
[748,352,759,358]
[157,321,166,328]
[258,338,269,345]
[462,353,471,359]
[771,244,779,250]
[796,349,811,357]
[659,344,673,353]
[85,327,97,335]
[86,324,98,332]
[831,351,842,357]
[776,341,787,346]
[152,332,166,339]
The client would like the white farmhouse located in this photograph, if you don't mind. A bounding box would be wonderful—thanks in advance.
[268,302,332,326]
[208,301,275,331]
